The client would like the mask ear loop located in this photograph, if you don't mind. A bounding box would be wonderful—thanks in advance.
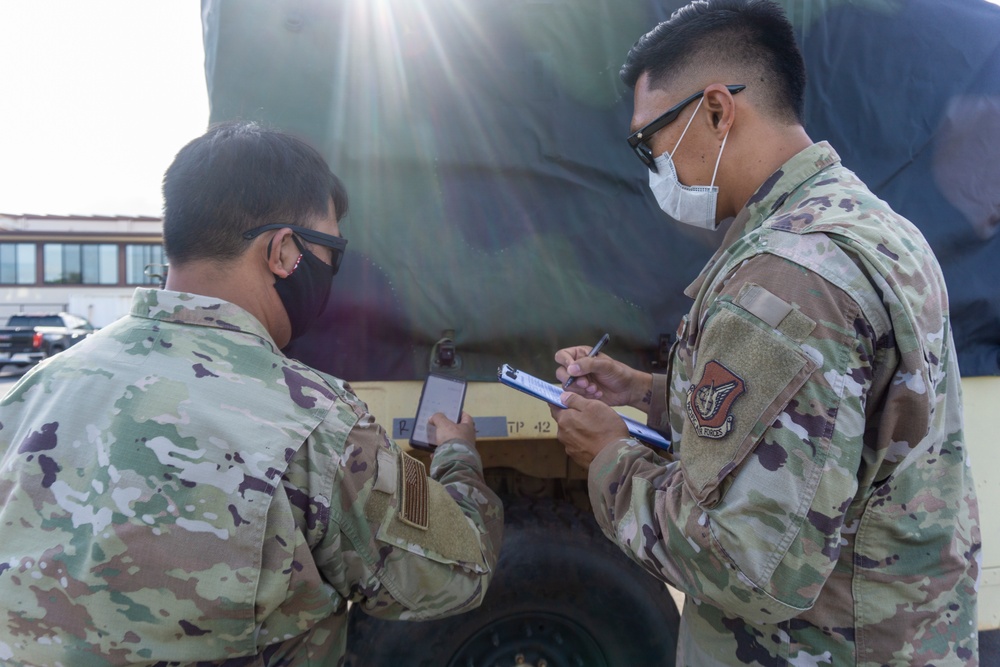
[669,96,705,159]
[709,130,729,188]
[265,234,304,276]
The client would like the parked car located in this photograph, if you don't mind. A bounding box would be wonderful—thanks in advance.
[0,312,95,371]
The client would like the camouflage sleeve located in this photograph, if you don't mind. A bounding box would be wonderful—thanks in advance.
[646,370,671,435]
[589,254,877,624]
[307,404,503,622]
[428,437,505,566]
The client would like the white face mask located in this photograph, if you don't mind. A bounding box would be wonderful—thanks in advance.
[647,96,729,231]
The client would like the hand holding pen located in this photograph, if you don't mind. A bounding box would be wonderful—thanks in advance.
[563,333,610,389]
[555,333,653,411]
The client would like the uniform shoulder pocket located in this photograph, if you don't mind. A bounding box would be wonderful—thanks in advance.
[364,450,488,572]
[681,285,818,506]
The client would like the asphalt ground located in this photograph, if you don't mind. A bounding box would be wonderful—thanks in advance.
[0,365,27,398]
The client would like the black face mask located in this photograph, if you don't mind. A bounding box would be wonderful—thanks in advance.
[272,235,335,342]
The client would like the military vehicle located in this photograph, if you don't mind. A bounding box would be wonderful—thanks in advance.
[201,0,1000,663]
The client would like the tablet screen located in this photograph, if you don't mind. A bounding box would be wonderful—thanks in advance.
[410,374,467,450]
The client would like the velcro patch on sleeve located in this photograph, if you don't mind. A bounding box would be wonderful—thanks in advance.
[736,283,816,343]
[374,448,398,495]
[400,452,429,530]
[681,304,816,506]
[736,283,792,328]
[377,481,489,571]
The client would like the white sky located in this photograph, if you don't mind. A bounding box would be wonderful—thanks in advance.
[0,1,208,217]
[2,0,999,219]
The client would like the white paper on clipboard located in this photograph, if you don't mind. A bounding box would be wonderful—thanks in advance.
[497,364,672,452]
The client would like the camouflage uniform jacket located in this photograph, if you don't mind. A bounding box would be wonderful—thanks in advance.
[589,142,981,666]
[0,288,504,666]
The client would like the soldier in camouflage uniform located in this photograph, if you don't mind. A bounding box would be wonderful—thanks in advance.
[550,1,980,665]
[0,122,504,666]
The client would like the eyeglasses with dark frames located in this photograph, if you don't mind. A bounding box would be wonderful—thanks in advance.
[627,84,746,172]
[243,223,348,274]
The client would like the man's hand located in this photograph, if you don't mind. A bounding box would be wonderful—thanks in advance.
[427,411,477,447]
[554,346,652,411]
[549,392,629,468]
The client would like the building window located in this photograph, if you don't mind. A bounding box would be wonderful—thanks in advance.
[43,243,118,285]
[0,243,36,285]
[125,244,167,285]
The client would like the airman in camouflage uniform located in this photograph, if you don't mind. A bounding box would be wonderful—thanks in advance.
[551,1,980,665]
[0,123,503,666]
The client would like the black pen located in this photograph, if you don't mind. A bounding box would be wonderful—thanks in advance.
[563,333,610,389]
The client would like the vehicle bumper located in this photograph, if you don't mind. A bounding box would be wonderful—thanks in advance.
[0,352,45,365]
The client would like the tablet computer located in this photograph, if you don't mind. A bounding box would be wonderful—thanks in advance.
[409,373,468,451]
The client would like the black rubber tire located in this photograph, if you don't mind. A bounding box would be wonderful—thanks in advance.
[981,628,999,664]
[343,497,680,667]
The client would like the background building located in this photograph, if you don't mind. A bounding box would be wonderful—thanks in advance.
[0,213,164,327]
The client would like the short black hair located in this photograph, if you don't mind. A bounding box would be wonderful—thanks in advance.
[620,0,806,124]
[162,121,349,265]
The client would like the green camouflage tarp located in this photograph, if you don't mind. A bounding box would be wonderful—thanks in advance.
[201,0,1000,381]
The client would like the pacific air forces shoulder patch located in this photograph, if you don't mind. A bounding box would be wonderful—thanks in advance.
[686,360,746,439]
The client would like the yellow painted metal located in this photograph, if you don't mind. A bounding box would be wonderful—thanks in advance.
[352,379,651,480]
[962,376,1000,630]
[353,375,1000,630]
[352,380,572,479]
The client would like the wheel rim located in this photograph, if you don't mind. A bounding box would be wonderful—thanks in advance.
[446,611,608,667]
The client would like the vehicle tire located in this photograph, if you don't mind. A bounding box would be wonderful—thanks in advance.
[981,628,999,664]
[343,497,680,667]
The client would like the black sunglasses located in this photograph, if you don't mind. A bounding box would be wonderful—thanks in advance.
[243,223,348,274]
[627,84,746,172]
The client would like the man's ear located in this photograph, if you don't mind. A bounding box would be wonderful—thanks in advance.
[264,227,300,279]
[703,84,737,136]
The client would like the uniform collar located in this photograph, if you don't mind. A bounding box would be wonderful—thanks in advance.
[684,141,841,298]
[130,287,279,350]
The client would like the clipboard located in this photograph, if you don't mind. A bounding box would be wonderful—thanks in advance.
[498,364,672,452]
